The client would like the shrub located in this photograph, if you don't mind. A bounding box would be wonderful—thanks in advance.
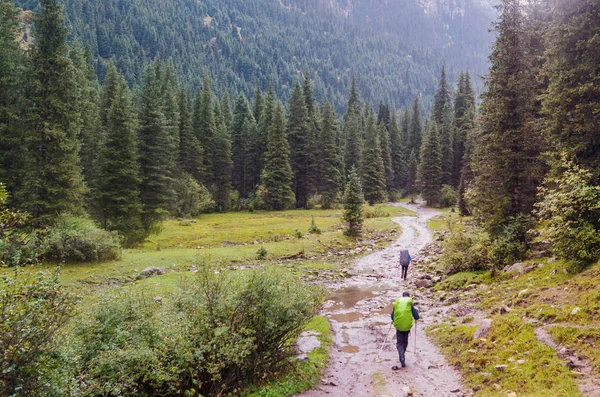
[41,214,121,262]
[308,216,321,234]
[256,245,268,259]
[440,226,493,274]
[174,173,215,217]
[1,269,77,396]
[489,215,531,269]
[439,184,458,208]
[363,203,390,218]
[0,183,38,267]
[534,155,600,265]
[70,265,324,396]
[388,189,404,203]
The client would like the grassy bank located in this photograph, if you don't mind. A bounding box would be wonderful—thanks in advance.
[424,212,600,396]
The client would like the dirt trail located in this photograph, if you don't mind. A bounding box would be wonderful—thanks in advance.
[299,203,468,397]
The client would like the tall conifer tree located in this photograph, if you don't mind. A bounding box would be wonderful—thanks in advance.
[212,108,233,211]
[361,112,387,204]
[408,98,422,157]
[378,122,394,191]
[418,122,442,206]
[177,88,204,182]
[432,65,451,125]
[318,102,343,208]
[195,73,217,183]
[262,102,295,210]
[231,95,254,197]
[287,81,313,208]
[390,112,408,191]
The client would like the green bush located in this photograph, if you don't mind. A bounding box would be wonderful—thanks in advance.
[440,227,492,274]
[439,184,458,208]
[0,183,38,267]
[1,269,77,396]
[363,204,390,218]
[70,265,324,396]
[256,245,268,259]
[535,155,600,264]
[41,214,121,262]
[489,216,531,269]
[174,173,216,217]
[308,216,321,234]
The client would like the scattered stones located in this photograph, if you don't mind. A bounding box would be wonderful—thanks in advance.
[136,266,166,280]
[432,276,442,283]
[518,288,529,297]
[493,383,502,390]
[548,257,557,263]
[571,307,581,315]
[495,364,508,371]
[450,389,461,393]
[473,385,481,392]
[420,274,432,280]
[189,265,198,272]
[465,284,477,291]
[296,332,321,361]
[480,284,489,291]
[479,372,492,377]
[523,265,538,274]
[472,319,492,340]
[537,263,545,269]
[153,296,162,304]
[517,359,527,365]
[500,305,511,315]
[563,268,569,275]
[507,392,517,397]
[415,279,432,288]
[551,269,557,276]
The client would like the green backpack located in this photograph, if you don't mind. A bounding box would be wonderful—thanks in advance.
[393,297,414,331]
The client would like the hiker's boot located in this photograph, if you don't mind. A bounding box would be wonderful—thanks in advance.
[401,359,406,368]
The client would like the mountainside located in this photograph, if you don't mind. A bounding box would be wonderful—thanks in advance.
[16,0,495,111]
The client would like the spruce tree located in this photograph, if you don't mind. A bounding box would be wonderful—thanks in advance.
[453,71,476,186]
[0,0,22,193]
[252,86,264,125]
[97,75,144,246]
[432,65,451,125]
[212,110,233,211]
[177,88,204,182]
[255,87,275,186]
[343,166,365,237]
[160,62,181,145]
[390,111,408,191]
[378,122,394,191]
[458,107,477,216]
[343,80,363,175]
[220,90,233,131]
[287,81,313,208]
[22,0,85,225]
[406,150,418,202]
[469,0,545,231]
[99,62,119,128]
[194,73,217,183]
[138,65,175,232]
[417,122,442,206]
[439,102,455,186]
[318,102,343,208]
[231,95,254,197]
[262,102,295,210]
[541,0,600,179]
[361,113,387,204]
[408,98,422,157]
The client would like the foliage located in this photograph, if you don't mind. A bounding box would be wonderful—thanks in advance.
[174,173,216,217]
[308,216,321,234]
[70,265,324,396]
[256,245,268,259]
[41,214,121,262]
[0,184,36,267]
[361,112,388,205]
[0,269,76,396]
[488,215,530,270]
[417,121,442,206]
[439,184,458,208]
[343,167,365,237]
[534,155,600,264]
[440,226,492,274]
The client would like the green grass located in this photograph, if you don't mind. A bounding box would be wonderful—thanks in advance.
[11,204,413,290]
[428,318,581,396]
[244,316,332,397]
[427,210,462,231]
[549,326,600,374]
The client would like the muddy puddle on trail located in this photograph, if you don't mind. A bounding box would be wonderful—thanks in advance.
[328,286,379,308]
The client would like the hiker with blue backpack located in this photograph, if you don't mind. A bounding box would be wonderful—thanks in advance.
[399,249,412,280]
[391,291,420,368]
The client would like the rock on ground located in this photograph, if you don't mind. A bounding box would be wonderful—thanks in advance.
[136,266,166,280]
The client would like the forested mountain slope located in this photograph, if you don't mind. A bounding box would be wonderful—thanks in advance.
[16,0,495,111]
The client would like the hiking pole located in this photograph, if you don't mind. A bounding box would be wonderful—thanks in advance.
[375,323,394,362]
[414,320,417,355]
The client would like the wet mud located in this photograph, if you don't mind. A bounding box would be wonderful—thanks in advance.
[298,203,469,397]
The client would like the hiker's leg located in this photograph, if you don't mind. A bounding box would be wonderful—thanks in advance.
[401,266,407,280]
[396,331,406,361]
[400,331,409,354]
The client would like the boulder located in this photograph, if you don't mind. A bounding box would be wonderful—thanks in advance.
[153,296,163,304]
[523,265,538,274]
[432,276,442,283]
[571,307,581,315]
[415,279,432,288]
[296,332,321,361]
[136,266,166,280]
[472,319,492,340]
[500,305,511,315]
[529,250,550,259]
[420,274,432,280]
[503,263,525,273]
[495,364,508,371]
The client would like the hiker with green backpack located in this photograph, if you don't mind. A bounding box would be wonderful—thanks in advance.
[391,291,420,368]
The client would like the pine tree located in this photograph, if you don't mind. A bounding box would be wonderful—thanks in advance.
[252,86,264,125]
[458,107,477,216]
[220,90,233,131]
[194,73,217,183]
[541,0,600,180]
[453,71,476,187]
[318,102,343,208]
[160,62,181,145]
[212,110,233,211]
[418,121,442,206]
[231,95,254,197]
[406,150,418,202]
[97,75,144,246]
[177,88,204,182]
[262,102,295,210]
[432,65,451,125]
[255,87,275,186]
[0,0,23,193]
[439,102,455,186]
[287,81,313,208]
[469,0,545,231]
[138,65,175,232]
[22,0,85,226]
[343,81,363,175]
[378,122,394,191]
[361,112,387,204]
[408,98,422,157]
[390,111,408,191]
[343,166,364,237]
[99,62,119,128]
